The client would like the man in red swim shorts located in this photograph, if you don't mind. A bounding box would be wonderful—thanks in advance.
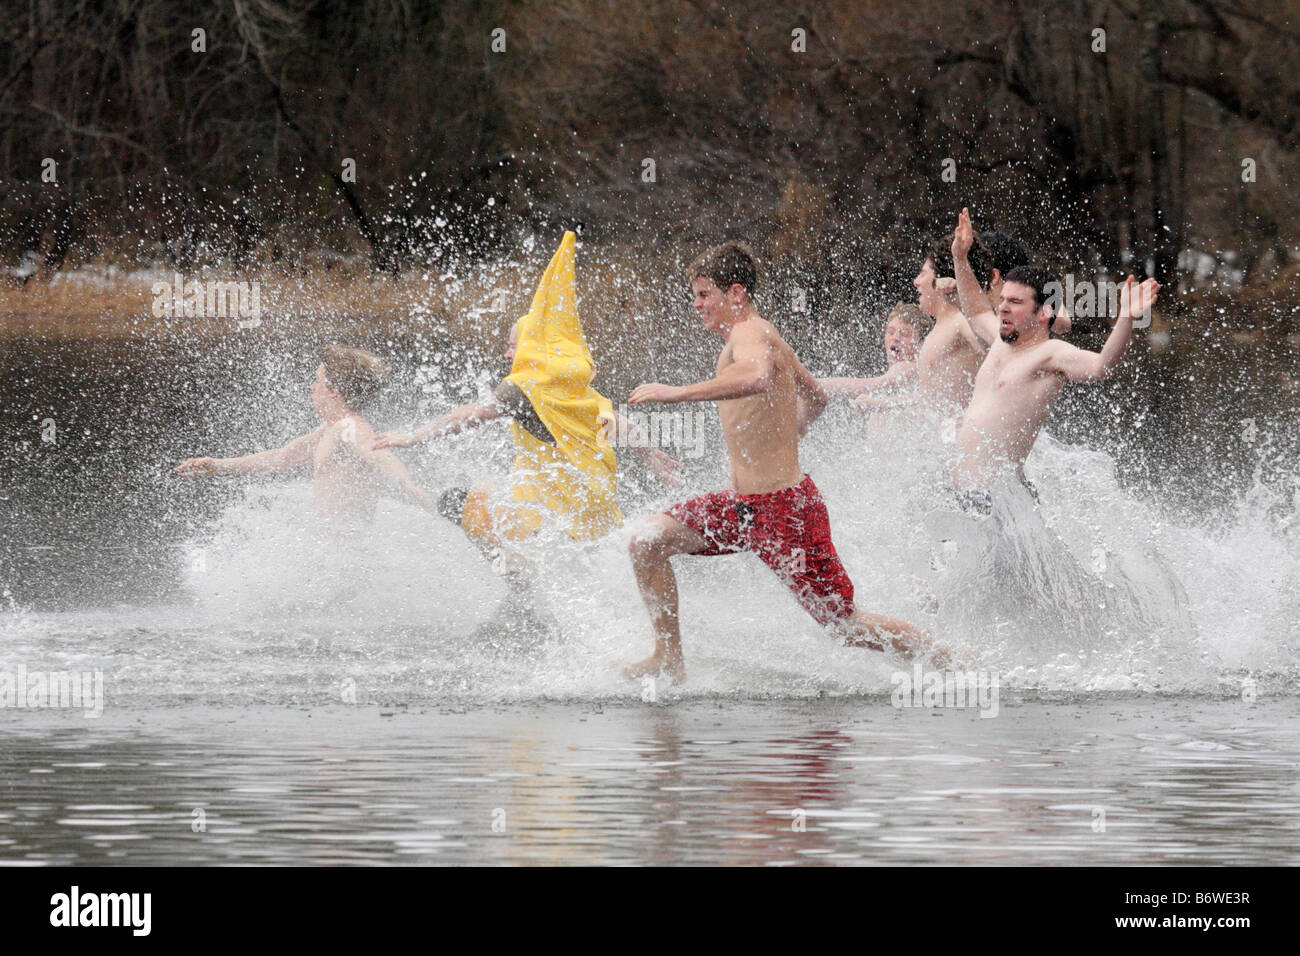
[624,242,948,683]
[665,475,855,626]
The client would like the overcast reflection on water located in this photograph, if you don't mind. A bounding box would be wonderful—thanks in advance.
[2,699,1297,866]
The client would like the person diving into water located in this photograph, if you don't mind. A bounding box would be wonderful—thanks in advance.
[621,241,950,684]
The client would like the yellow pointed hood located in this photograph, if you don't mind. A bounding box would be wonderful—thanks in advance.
[507,231,595,394]
[500,231,621,540]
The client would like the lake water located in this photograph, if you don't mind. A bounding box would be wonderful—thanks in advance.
[4,699,1298,866]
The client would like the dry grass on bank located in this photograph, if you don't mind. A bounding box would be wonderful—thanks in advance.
[0,247,679,354]
[0,266,498,342]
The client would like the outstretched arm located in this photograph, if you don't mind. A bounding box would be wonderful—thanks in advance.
[176,425,327,477]
[373,395,507,450]
[604,412,686,487]
[629,322,773,405]
[952,208,999,345]
[854,389,918,414]
[1048,276,1159,382]
[819,376,883,400]
[819,361,917,401]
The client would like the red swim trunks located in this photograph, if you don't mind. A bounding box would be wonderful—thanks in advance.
[665,474,855,625]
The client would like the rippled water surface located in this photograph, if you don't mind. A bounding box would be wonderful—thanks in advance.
[2,699,1298,865]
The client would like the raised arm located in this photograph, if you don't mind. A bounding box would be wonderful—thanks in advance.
[1048,276,1159,382]
[628,322,773,405]
[175,425,327,477]
[951,207,999,345]
[937,279,989,357]
[1052,306,1073,336]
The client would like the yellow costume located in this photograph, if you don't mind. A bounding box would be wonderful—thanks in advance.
[460,232,622,547]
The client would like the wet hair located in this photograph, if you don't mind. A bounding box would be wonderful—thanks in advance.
[321,345,390,409]
[925,225,1025,289]
[886,302,932,338]
[924,238,955,282]
[978,230,1030,279]
[691,241,759,295]
[926,234,992,288]
[1002,266,1056,313]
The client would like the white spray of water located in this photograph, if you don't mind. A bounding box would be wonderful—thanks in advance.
[148,394,1300,701]
[3,356,1298,704]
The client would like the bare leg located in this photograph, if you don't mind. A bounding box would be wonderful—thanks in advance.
[840,608,951,668]
[440,486,541,619]
[624,514,709,684]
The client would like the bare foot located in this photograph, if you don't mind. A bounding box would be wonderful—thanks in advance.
[842,616,957,668]
[928,641,953,669]
[842,632,886,652]
[896,630,959,669]
[944,644,977,669]
[622,653,686,685]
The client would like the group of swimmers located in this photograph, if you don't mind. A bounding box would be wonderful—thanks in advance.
[176,210,1160,682]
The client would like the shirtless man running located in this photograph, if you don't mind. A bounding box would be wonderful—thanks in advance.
[622,242,944,682]
[175,345,437,529]
[949,208,1160,506]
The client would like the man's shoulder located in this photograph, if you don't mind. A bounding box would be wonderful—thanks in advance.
[921,321,972,363]
[721,317,771,356]
[885,359,917,381]
[740,316,792,352]
[733,315,776,336]
[329,414,374,445]
[1020,337,1074,373]
[921,317,956,346]
[1037,337,1077,360]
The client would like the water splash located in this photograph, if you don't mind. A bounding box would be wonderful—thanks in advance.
[3,322,1298,706]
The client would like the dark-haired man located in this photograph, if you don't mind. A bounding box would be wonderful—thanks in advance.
[972,226,1073,337]
[950,208,1159,506]
[623,242,946,682]
[914,226,1032,415]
